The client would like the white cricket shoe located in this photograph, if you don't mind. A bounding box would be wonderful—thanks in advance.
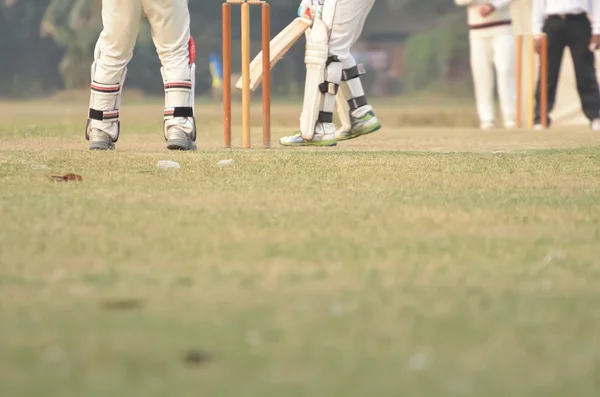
[336,111,382,141]
[279,131,337,147]
[166,126,196,151]
[88,129,115,150]
[280,122,337,147]
[591,118,600,131]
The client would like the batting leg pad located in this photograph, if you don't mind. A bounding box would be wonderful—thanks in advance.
[161,63,196,141]
[300,16,337,140]
[339,56,372,117]
[303,15,350,133]
[86,62,127,142]
[319,57,343,125]
[299,55,342,140]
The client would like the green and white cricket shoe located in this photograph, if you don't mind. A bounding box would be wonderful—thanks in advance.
[279,131,338,147]
[166,126,196,151]
[336,111,382,141]
[88,129,115,150]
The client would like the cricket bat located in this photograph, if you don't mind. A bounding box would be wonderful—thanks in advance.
[235,16,312,91]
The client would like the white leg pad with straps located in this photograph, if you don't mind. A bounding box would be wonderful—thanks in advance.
[86,62,127,143]
[299,0,341,140]
[299,16,329,140]
[305,21,351,134]
[318,57,342,131]
[161,63,196,141]
[340,56,372,118]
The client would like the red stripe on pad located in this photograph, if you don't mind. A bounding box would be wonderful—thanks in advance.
[165,83,192,88]
[91,84,120,92]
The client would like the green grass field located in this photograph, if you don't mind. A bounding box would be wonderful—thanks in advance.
[1,98,600,396]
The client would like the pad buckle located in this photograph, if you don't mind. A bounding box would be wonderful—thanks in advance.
[319,82,339,95]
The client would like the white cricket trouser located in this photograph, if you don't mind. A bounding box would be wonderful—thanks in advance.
[329,0,376,60]
[469,31,516,128]
[90,0,193,140]
[97,0,191,79]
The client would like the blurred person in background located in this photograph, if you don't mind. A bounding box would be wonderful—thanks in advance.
[86,0,197,150]
[456,0,517,130]
[532,0,600,130]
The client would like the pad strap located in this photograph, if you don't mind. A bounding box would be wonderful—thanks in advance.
[326,55,340,65]
[341,64,366,81]
[319,82,339,95]
[164,107,194,118]
[348,95,368,110]
[89,108,119,121]
[318,111,333,123]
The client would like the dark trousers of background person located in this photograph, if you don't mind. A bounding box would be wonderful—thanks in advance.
[535,13,600,125]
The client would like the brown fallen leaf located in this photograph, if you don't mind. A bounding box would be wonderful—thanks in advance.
[49,173,83,182]
[182,350,213,366]
[100,298,143,311]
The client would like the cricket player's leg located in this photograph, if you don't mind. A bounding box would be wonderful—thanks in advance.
[469,34,496,129]
[333,0,381,141]
[335,54,381,140]
[87,0,142,150]
[493,32,516,129]
[143,0,196,151]
[280,1,339,147]
[280,0,377,147]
